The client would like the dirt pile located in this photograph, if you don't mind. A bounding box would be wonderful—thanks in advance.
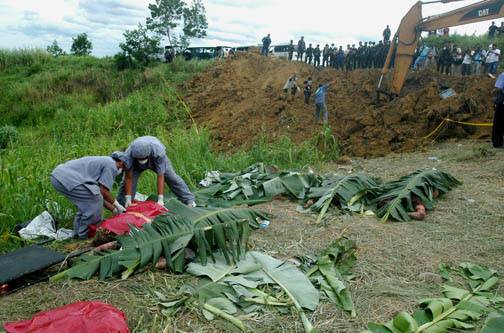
[184,52,495,158]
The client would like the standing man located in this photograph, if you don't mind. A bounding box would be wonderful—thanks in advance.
[297,36,306,61]
[305,43,314,65]
[51,154,127,239]
[486,43,501,74]
[314,80,336,124]
[473,46,485,75]
[438,45,452,75]
[303,77,313,104]
[383,25,391,43]
[313,44,321,67]
[261,34,272,56]
[335,46,344,70]
[489,21,498,39]
[492,71,504,147]
[461,48,473,76]
[288,40,295,61]
[329,44,336,67]
[322,44,330,67]
[118,136,196,209]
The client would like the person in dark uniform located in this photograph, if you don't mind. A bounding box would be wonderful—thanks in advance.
[329,44,336,68]
[438,45,452,75]
[489,21,498,39]
[313,45,321,67]
[336,46,345,70]
[261,34,272,56]
[288,40,295,61]
[297,37,306,61]
[322,44,330,67]
[303,77,313,104]
[305,43,314,64]
[346,44,356,71]
[492,72,504,147]
[383,25,391,43]
[356,42,364,68]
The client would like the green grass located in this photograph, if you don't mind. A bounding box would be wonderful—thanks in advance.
[424,33,504,50]
[0,48,52,70]
[0,50,339,253]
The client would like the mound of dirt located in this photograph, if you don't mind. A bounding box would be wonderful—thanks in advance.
[184,52,495,158]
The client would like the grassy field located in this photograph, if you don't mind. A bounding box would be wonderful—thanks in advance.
[1,140,502,332]
[0,50,337,253]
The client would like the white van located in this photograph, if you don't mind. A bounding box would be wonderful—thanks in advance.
[270,44,297,60]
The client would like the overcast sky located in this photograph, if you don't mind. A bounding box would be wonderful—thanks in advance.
[0,0,498,56]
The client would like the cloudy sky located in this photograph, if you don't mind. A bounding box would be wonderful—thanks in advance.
[0,0,498,56]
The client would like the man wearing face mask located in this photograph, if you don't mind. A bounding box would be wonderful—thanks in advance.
[118,136,196,208]
[51,153,127,239]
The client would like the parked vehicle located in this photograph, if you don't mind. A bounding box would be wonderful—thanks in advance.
[271,44,298,60]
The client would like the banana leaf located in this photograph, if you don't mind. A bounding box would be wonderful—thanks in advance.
[374,169,461,223]
[187,251,319,333]
[481,310,504,333]
[164,198,267,229]
[51,213,251,281]
[305,238,357,316]
[308,174,379,224]
[364,262,504,333]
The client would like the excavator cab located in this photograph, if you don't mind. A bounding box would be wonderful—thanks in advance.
[378,0,504,102]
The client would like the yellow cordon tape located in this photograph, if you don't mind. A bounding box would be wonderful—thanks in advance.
[423,118,493,140]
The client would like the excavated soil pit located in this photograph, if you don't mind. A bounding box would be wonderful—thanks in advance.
[184,52,494,158]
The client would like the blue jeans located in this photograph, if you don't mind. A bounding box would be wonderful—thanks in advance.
[261,46,269,56]
[489,61,499,74]
[315,103,328,124]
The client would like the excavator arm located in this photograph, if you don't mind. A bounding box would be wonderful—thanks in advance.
[378,0,504,99]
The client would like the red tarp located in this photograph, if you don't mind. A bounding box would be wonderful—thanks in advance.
[3,301,130,333]
[89,201,168,237]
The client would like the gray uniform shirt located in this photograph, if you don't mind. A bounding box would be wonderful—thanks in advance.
[124,136,168,174]
[51,156,119,195]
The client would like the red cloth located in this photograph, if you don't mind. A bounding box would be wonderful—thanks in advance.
[3,301,130,333]
[89,201,168,237]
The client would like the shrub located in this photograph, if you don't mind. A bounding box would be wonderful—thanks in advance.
[0,125,19,149]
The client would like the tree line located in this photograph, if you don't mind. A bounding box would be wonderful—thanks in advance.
[46,0,208,69]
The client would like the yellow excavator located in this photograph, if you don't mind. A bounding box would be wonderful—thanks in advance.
[378,0,504,100]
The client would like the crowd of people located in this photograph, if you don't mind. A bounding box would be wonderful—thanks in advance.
[413,43,501,76]
[262,26,393,71]
[260,22,504,76]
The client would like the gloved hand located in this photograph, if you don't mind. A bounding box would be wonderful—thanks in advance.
[187,201,196,208]
[113,200,126,214]
[125,195,132,208]
[157,195,164,206]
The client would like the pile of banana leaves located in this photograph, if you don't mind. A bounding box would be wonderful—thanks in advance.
[196,164,462,223]
[51,199,268,281]
[364,262,504,333]
[150,237,357,333]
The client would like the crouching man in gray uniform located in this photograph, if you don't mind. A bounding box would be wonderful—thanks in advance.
[117,136,196,208]
[51,153,127,239]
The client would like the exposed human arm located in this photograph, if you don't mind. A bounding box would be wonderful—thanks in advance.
[100,185,116,212]
[122,169,133,207]
[326,80,337,87]
[157,173,165,206]
[99,185,126,213]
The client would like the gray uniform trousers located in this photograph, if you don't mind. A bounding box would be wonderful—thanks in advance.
[117,162,195,205]
[51,176,103,238]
